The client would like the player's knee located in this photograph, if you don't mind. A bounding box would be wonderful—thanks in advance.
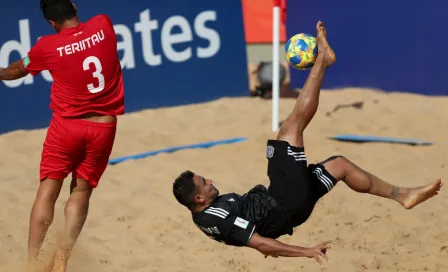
[282,114,307,132]
[332,156,354,170]
[32,200,55,226]
[37,178,63,204]
[276,117,307,145]
[330,155,346,162]
[36,192,60,212]
[320,155,352,180]
[320,155,345,165]
[36,191,58,205]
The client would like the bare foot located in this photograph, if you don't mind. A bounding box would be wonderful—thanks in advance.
[50,249,68,272]
[316,21,336,67]
[401,179,443,209]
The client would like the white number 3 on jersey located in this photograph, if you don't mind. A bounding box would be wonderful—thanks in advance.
[83,56,105,93]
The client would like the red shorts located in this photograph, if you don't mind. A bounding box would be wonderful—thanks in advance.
[40,114,117,188]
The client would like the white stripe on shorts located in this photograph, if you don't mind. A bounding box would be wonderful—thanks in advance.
[287,147,307,161]
[312,167,334,192]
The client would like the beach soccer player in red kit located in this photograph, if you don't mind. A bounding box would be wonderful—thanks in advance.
[0,0,124,271]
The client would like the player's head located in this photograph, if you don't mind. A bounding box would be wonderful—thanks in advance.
[173,170,219,211]
[40,0,78,32]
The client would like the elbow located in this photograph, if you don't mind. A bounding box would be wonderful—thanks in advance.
[0,69,19,81]
[1,63,29,81]
[14,67,29,80]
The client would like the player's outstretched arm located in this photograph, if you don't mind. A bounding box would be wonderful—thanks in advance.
[0,59,29,81]
[247,232,331,265]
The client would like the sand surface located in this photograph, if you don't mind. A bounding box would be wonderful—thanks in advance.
[1,88,447,272]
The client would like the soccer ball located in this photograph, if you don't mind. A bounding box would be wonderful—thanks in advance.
[285,33,318,70]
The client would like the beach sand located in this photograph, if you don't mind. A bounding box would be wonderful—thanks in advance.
[1,88,447,272]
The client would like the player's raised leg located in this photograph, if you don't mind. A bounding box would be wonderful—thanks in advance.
[51,178,92,272]
[321,156,443,209]
[27,179,63,265]
[277,21,336,147]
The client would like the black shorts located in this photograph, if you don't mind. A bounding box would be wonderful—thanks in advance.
[266,140,338,227]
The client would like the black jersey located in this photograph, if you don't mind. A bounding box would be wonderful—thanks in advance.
[192,185,292,247]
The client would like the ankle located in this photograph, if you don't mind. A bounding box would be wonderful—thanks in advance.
[53,248,70,265]
[389,186,405,201]
[393,187,410,204]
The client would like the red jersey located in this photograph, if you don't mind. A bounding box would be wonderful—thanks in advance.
[22,14,124,117]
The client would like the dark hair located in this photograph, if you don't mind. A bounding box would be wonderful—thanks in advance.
[173,170,197,209]
[40,0,77,23]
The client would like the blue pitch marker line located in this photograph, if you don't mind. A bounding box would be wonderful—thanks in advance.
[108,137,248,165]
[329,134,434,146]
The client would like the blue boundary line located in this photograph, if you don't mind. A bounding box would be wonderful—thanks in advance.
[108,137,248,165]
[329,134,434,145]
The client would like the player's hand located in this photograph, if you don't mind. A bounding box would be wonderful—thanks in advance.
[304,241,332,265]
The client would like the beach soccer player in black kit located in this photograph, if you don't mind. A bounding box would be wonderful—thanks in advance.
[172,21,443,265]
